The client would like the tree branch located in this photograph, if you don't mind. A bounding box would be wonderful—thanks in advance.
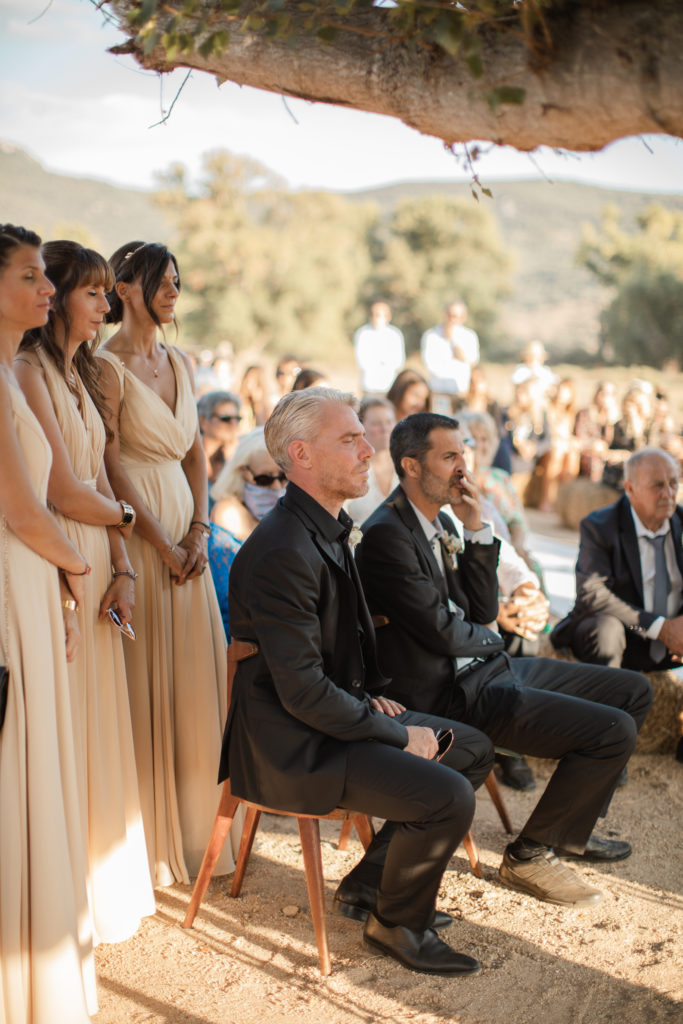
[102,0,683,151]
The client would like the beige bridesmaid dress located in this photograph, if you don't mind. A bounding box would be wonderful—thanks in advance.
[36,350,155,942]
[0,383,96,1024]
[98,346,234,886]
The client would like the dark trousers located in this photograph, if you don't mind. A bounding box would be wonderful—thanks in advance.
[338,708,493,931]
[571,613,673,673]
[449,654,652,852]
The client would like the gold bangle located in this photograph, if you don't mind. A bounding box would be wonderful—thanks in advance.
[62,599,78,612]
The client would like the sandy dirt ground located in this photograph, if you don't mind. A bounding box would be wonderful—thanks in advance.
[93,752,682,1024]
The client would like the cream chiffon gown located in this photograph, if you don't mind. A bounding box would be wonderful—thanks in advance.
[0,383,96,1024]
[36,351,155,942]
[98,346,235,886]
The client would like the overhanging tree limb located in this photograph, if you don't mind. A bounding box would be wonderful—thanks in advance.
[100,0,683,152]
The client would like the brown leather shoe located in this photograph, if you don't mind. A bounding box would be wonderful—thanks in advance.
[499,846,602,907]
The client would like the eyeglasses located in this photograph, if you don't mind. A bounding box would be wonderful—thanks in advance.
[213,414,241,424]
[248,470,287,487]
[276,366,301,378]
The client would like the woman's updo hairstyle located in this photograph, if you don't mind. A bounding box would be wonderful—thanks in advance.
[0,224,42,273]
[106,241,180,326]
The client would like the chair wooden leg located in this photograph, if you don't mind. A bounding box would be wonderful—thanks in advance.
[298,817,331,976]
[485,770,514,834]
[353,814,375,851]
[183,782,240,928]
[230,806,261,898]
[462,830,483,878]
[337,817,353,851]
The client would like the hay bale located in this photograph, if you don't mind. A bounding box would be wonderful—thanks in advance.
[556,478,620,530]
[535,636,683,753]
[635,670,683,754]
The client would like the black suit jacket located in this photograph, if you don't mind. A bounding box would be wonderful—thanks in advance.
[552,495,683,656]
[218,482,408,814]
[355,486,504,717]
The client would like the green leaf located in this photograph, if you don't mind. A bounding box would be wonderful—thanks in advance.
[428,13,463,56]
[466,53,483,79]
[143,29,161,55]
[317,25,338,44]
[487,86,526,111]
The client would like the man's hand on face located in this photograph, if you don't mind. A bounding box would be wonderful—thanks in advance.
[449,469,483,532]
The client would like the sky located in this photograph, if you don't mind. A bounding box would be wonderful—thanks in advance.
[1,0,682,196]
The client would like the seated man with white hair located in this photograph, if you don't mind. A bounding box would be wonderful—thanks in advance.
[552,447,683,671]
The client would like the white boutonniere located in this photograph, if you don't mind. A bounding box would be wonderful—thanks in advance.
[348,526,363,550]
[441,531,464,568]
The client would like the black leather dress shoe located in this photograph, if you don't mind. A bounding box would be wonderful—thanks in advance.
[495,754,536,791]
[555,834,632,862]
[363,912,481,976]
[334,878,452,929]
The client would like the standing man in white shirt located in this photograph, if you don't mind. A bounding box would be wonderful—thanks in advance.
[552,448,683,671]
[353,301,405,398]
[420,301,480,412]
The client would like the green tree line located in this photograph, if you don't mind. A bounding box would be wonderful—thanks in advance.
[155,151,514,359]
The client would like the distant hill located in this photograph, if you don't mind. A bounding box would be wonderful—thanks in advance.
[2,142,682,357]
[0,142,169,256]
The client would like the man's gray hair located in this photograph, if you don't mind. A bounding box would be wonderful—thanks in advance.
[265,387,358,472]
[624,447,678,483]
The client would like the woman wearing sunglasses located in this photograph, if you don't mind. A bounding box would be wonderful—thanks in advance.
[96,242,234,887]
[209,428,286,637]
[15,239,155,944]
[211,427,287,541]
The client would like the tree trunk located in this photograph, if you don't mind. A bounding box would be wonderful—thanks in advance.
[106,1,683,152]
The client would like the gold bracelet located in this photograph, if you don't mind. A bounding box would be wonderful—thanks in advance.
[61,599,78,612]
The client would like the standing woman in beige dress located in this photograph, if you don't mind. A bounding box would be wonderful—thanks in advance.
[0,225,96,1023]
[97,241,233,886]
[15,240,155,942]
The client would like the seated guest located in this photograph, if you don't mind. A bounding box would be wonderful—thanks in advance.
[346,398,398,525]
[462,410,542,580]
[574,381,619,481]
[209,428,285,635]
[542,377,581,512]
[219,387,494,975]
[291,367,330,391]
[356,413,652,907]
[210,427,287,542]
[501,377,552,493]
[611,381,654,453]
[386,368,431,422]
[552,448,683,672]
[197,390,243,487]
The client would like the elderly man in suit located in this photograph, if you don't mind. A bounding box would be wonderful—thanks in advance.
[219,388,497,976]
[551,447,683,671]
[353,412,652,908]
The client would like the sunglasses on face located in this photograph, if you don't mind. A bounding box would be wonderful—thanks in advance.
[213,414,242,424]
[248,470,287,487]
